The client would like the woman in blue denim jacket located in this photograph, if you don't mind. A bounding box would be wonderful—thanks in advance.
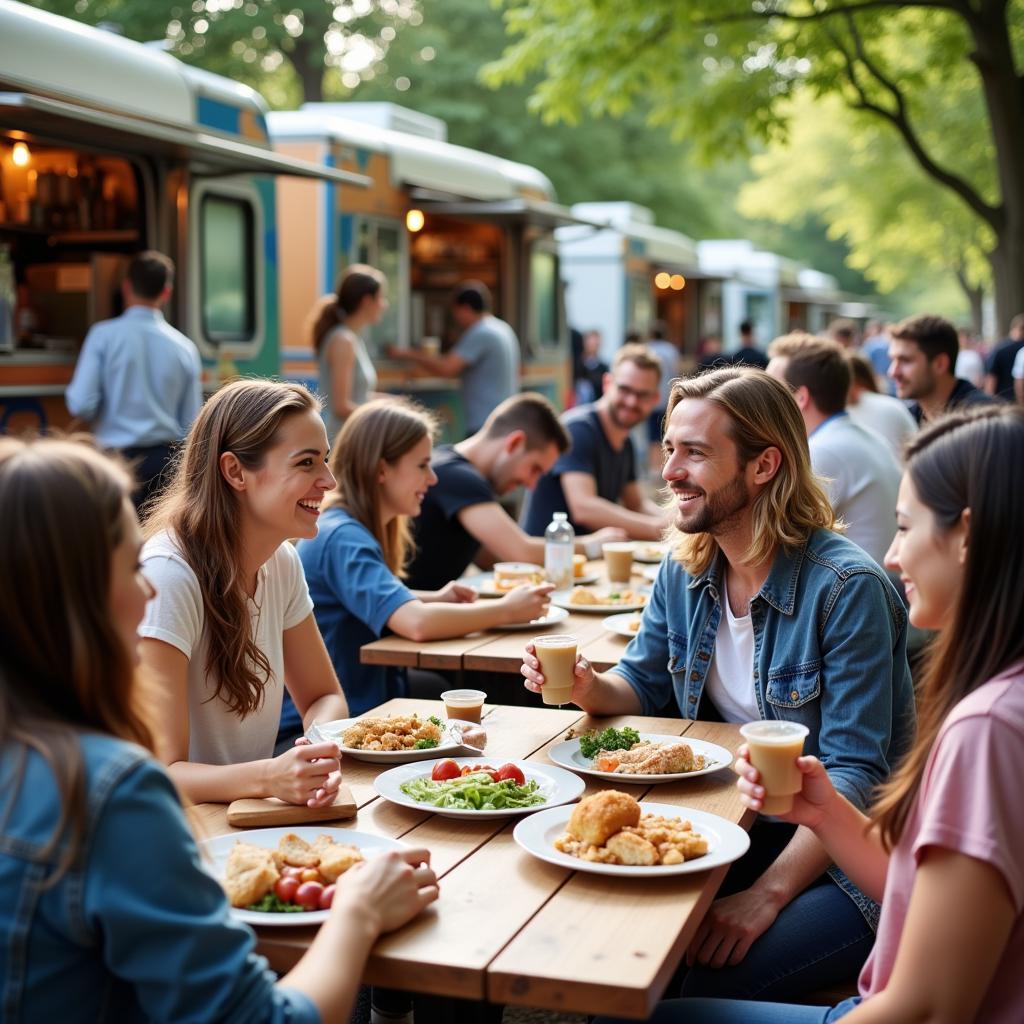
[0,436,438,1023]
[523,368,915,1002]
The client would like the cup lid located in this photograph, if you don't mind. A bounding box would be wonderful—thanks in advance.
[440,689,487,705]
[532,633,578,646]
[739,720,809,743]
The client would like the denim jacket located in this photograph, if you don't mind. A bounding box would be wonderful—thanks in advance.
[613,529,916,928]
[0,734,319,1024]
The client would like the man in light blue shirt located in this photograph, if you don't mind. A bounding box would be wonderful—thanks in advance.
[66,251,202,509]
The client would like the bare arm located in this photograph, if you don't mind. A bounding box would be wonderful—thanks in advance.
[841,848,1015,1024]
[281,613,349,729]
[459,502,547,563]
[1015,376,1023,404]
[984,372,998,396]
[562,471,665,540]
[388,585,553,642]
[327,332,359,421]
[620,479,665,518]
[387,346,468,380]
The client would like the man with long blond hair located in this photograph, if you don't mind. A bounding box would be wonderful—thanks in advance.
[521,366,914,1003]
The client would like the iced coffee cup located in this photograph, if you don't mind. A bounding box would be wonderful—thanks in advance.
[739,720,810,815]
[532,634,578,706]
[603,542,635,583]
[421,336,441,357]
[440,688,487,724]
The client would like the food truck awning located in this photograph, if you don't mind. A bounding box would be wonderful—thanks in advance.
[0,91,370,186]
[410,194,607,231]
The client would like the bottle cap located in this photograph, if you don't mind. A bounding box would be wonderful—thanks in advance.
[553,512,567,521]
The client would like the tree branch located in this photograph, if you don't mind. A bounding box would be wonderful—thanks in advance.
[834,14,1000,227]
[709,1,970,26]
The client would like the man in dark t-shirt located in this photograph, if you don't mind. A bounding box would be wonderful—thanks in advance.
[407,393,625,591]
[521,345,669,540]
[984,314,1024,401]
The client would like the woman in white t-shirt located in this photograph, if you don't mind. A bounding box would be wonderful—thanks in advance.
[139,379,349,806]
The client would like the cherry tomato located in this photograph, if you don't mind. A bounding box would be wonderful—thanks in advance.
[299,868,321,883]
[274,875,300,903]
[496,763,525,786]
[431,759,461,782]
[281,866,304,880]
[295,880,325,911]
[318,884,336,910]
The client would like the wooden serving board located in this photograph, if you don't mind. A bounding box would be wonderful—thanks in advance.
[226,785,357,828]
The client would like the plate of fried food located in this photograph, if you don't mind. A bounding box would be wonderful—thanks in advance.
[632,543,670,564]
[513,791,749,877]
[601,612,643,638]
[308,713,486,763]
[207,827,407,925]
[469,562,546,597]
[548,725,732,783]
[550,586,649,613]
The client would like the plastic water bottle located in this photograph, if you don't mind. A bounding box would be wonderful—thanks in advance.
[544,511,575,589]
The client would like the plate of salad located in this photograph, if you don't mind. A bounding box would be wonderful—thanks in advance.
[373,757,585,819]
[547,726,733,783]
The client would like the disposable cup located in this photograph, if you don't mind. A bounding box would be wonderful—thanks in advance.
[739,720,810,815]
[532,633,578,706]
[603,542,635,583]
[440,688,487,724]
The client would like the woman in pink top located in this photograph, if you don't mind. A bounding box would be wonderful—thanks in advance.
[598,405,1024,1024]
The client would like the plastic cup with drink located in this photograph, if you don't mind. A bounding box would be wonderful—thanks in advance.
[603,542,635,583]
[532,634,578,706]
[440,688,487,724]
[739,720,810,815]
[420,336,441,357]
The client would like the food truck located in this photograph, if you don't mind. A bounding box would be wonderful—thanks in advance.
[269,103,582,435]
[0,0,366,434]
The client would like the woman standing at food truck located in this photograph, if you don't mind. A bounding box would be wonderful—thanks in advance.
[138,379,349,805]
[0,435,438,1023]
[310,264,387,439]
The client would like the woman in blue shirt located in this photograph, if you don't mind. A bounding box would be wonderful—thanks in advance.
[296,398,553,715]
[0,435,438,1023]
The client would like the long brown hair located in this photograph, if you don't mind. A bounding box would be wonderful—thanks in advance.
[665,368,836,574]
[146,379,319,717]
[324,398,437,576]
[0,436,153,882]
[309,264,386,355]
[874,406,1024,848]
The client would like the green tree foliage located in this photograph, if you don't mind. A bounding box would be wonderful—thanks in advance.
[487,0,1024,329]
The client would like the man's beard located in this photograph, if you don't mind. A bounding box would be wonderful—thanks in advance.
[608,403,645,431]
[674,473,750,535]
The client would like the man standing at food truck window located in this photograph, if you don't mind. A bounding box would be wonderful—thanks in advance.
[388,280,521,436]
[65,250,202,512]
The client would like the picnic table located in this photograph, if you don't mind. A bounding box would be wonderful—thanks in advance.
[194,698,752,1020]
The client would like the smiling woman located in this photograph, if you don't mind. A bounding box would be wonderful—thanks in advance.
[137,379,350,807]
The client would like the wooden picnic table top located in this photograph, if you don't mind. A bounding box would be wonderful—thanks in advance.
[194,698,751,1019]
[360,559,651,675]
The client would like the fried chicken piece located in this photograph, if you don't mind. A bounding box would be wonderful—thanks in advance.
[224,841,279,908]
[317,842,364,882]
[605,830,659,866]
[595,741,702,775]
[567,790,641,846]
[277,832,319,868]
[569,587,599,606]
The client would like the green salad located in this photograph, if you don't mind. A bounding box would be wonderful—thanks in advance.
[578,726,641,759]
[399,771,546,810]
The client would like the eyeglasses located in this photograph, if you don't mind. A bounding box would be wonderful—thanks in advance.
[611,380,660,402]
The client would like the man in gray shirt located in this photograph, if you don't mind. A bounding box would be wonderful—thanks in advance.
[389,280,520,435]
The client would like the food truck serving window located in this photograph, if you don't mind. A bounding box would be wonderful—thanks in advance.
[200,194,255,343]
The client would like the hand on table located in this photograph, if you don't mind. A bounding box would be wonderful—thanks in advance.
[266,738,342,807]
[433,581,478,604]
[584,526,629,553]
[685,888,780,968]
[500,583,553,624]
[733,745,837,830]
[336,847,439,934]
[520,640,594,704]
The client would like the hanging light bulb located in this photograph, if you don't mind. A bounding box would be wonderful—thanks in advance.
[406,208,425,232]
[12,142,31,167]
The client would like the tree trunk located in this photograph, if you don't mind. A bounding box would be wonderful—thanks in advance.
[955,267,985,335]
[989,230,1024,336]
[291,34,323,104]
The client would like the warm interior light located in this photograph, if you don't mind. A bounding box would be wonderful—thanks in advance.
[406,208,425,232]
[670,274,686,290]
[12,142,30,167]
[654,271,671,290]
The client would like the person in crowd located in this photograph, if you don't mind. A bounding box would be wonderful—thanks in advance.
[697,333,727,371]
[138,379,349,806]
[575,328,609,404]
[732,321,770,369]
[955,325,986,388]
[522,344,668,540]
[625,405,1024,1023]
[388,280,521,436]
[768,334,901,566]
[65,250,202,511]
[309,263,387,440]
[522,367,914,1002]
[844,352,916,463]
[827,318,858,351]
[0,435,438,1023]
[859,319,892,387]
[888,314,993,425]
[1013,344,1024,403]
[647,320,682,473]
[297,398,553,716]
[405,392,625,591]
[984,313,1024,400]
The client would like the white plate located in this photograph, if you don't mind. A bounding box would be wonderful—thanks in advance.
[308,716,479,763]
[493,605,570,631]
[601,612,643,638]
[467,572,554,598]
[374,757,584,819]
[548,733,733,783]
[549,586,649,613]
[513,801,750,877]
[632,543,670,563]
[570,572,601,586]
[641,564,661,583]
[203,826,407,926]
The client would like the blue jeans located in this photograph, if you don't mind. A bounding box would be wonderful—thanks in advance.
[597,995,861,1024]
